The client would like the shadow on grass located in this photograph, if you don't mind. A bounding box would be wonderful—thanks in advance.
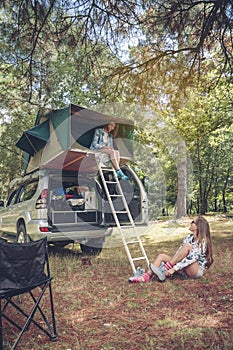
[48,244,83,258]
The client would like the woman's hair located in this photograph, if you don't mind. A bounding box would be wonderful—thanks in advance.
[105,123,119,138]
[195,216,214,268]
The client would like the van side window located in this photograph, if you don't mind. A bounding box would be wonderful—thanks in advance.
[18,181,38,202]
[6,189,19,206]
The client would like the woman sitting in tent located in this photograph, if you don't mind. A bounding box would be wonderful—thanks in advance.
[90,123,128,180]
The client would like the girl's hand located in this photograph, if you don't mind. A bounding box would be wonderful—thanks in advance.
[165,268,175,276]
[101,146,112,151]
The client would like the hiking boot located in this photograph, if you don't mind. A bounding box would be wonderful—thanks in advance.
[133,267,145,278]
[116,169,128,180]
[128,272,151,283]
[149,263,166,282]
[128,267,145,282]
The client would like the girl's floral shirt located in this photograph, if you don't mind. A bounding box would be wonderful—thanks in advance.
[173,234,208,272]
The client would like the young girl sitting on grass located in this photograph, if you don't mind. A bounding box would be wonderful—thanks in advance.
[129,216,213,283]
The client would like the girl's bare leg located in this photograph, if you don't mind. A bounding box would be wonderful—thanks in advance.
[168,243,199,277]
[100,148,119,170]
[170,243,192,265]
[151,253,172,268]
[183,261,199,278]
[146,253,172,276]
[150,243,199,277]
[114,150,120,164]
[152,243,193,267]
[109,149,120,169]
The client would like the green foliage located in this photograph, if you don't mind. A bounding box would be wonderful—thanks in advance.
[174,72,233,214]
[0,109,33,197]
[119,32,233,215]
[0,2,120,195]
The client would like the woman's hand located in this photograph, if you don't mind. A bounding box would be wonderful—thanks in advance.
[165,268,175,276]
[101,146,113,151]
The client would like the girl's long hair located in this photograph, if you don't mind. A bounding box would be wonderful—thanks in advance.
[104,123,119,138]
[112,123,119,138]
[195,216,214,268]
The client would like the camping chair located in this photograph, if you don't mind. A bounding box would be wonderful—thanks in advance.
[0,237,57,349]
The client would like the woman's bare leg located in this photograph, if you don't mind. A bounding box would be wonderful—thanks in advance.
[184,261,199,278]
[151,253,172,268]
[100,148,120,170]
[114,150,120,164]
[169,243,193,265]
[109,149,120,169]
[146,253,172,276]
[150,243,198,276]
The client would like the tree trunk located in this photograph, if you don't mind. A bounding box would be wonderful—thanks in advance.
[200,196,208,214]
[222,168,230,213]
[176,140,187,218]
[175,29,188,219]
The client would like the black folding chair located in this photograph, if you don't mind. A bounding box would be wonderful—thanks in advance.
[0,237,57,349]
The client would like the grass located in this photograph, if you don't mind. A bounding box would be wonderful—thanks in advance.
[3,217,233,350]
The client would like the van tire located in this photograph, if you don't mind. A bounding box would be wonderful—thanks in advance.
[17,224,30,243]
[80,243,103,256]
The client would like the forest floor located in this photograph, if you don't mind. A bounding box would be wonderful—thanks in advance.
[4,216,233,350]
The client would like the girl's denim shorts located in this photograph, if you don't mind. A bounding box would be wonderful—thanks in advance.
[182,265,204,279]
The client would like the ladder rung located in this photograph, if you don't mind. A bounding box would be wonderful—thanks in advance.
[105,181,118,184]
[110,194,123,197]
[120,225,134,229]
[101,168,115,172]
[115,211,128,214]
[126,240,141,245]
[132,257,147,262]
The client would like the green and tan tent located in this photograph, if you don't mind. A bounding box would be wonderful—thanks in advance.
[16,104,134,174]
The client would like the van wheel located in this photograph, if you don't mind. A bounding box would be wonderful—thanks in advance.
[80,242,103,256]
[17,224,30,243]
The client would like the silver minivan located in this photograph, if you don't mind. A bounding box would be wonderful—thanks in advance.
[0,164,148,254]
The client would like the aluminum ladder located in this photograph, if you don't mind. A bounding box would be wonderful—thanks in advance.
[98,164,149,274]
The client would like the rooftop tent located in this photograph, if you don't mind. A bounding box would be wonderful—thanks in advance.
[39,104,134,153]
[16,119,50,156]
[47,106,71,149]
[16,104,134,174]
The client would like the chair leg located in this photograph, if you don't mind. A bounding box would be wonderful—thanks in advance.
[11,287,54,349]
[48,282,57,339]
[1,284,57,350]
[0,300,3,350]
[29,285,57,339]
